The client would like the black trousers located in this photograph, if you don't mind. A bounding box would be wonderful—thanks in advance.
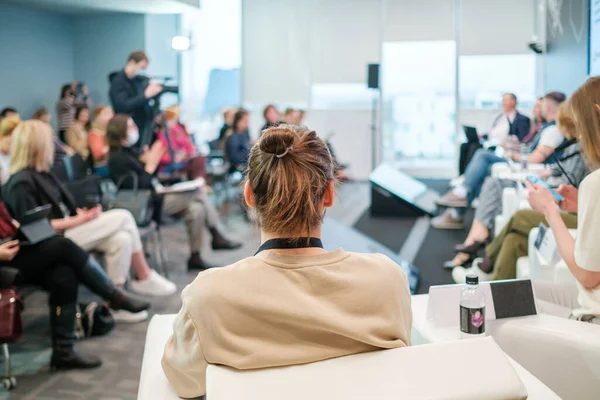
[9,236,89,305]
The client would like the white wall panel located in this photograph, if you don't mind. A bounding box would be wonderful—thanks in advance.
[460,0,535,55]
[383,0,455,41]
[242,0,311,104]
[309,0,381,84]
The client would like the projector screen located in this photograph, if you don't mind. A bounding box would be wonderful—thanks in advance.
[590,0,600,75]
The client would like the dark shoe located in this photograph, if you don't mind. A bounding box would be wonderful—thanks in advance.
[478,256,494,274]
[431,210,465,230]
[210,227,242,251]
[50,303,102,370]
[436,192,468,208]
[50,347,102,371]
[454,239,489,255]
[188,253,218,271]
[109,290,150,314]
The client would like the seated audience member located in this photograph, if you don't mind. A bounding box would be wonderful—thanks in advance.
[448,105,586,271]
[435,92,566,221]
[0,200,149,370]
[283,108,301,125]
[157,106,206,179]
[436,100,575,230]
[32,107,52,124]
[520,97,545,144]
[3,121,176,320]
[107,115,241,271]
[260,104,281,133]
[57,83,91,142]
[0,118,20,184]
[66,105,91,160]
[0,107,19,123]
[88,105,114,171]
[162,124,412,398]
[458,94,531,175]
[486,93,531,144]
[524,78,600,323]
[218,107,236,142]
[297,109,306,125]
[224,109,251,171]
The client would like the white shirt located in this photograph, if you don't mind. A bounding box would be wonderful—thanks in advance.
[537,124,564,149]
[488,110,517,144]
[573,169,600,318]
[0,153,10,185]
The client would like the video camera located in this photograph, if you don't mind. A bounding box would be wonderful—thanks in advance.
[138,75,179,96]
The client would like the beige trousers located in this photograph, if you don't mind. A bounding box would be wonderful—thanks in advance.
[162,191,219,253]
[65,209,143,285]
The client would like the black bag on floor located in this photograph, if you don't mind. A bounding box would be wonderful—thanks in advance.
[75,302,115,339]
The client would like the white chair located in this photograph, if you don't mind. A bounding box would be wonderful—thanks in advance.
[206,337,528,400]
[413,292,599,400]
[140,315,532,400]
[519,227,577,285]
[493,313,600,400]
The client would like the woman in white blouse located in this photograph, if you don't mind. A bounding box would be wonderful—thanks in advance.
[526,77,600,324]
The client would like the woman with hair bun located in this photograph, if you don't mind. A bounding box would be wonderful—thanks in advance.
[162,124,412,399]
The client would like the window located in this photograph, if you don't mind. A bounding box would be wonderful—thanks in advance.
[459,54,536,109]
[381,41,457,163]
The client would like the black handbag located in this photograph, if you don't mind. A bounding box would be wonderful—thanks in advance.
[109,172,154,227]
[75,302,115,339]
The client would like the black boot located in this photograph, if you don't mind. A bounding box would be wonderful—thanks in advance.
[50,304,102,371]
[188,252,218,271]
[210,227,242,251]
[80,257,150,314]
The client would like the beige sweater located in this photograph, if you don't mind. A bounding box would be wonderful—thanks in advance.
[65,123,89,160]
[162,249,413,398]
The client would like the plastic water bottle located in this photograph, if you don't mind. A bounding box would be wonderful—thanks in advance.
[520,143,528,170]
[460,274,486,338]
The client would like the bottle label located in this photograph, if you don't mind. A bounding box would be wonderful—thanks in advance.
[460,305,485,334]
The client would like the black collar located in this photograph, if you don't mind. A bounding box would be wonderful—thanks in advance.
[255,237,323,256]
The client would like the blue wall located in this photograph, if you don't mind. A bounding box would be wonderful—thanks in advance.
[0,5,74,122]
[145,14,180,80]
[73,13,147,106]
[544,0,589,95]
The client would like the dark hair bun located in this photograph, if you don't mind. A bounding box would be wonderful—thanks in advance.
[259,125,296,156]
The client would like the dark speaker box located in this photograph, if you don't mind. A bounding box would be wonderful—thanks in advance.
[367,64,380,89]
[369,164,437,218]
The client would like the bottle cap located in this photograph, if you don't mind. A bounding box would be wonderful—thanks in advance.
[466,274,479,285]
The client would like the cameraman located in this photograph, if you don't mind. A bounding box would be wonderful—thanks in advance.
[56,82,91,142]
[109,50,162,148]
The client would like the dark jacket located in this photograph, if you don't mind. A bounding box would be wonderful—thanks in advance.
[108,147,154,191]
[109,69,150,135]
[3,168,78,222]
[492,112,531,142]
[225,132,251,169]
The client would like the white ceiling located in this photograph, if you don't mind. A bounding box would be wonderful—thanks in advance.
[2,0,201,14]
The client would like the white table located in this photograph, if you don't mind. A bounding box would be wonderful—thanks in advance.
[411,294,561,399]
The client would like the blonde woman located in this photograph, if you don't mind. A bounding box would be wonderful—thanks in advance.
[526,77,600,323]
[0,117,20,184]
[65,105,91,160]
[3,121,177,322]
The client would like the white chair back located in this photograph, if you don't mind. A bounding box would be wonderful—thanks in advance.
[206,337,528,400]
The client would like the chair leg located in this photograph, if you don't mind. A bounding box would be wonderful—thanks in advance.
[156,228,170,277]
[3,343,10,379]
[2,343,16,390]
[152,231,168,278]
